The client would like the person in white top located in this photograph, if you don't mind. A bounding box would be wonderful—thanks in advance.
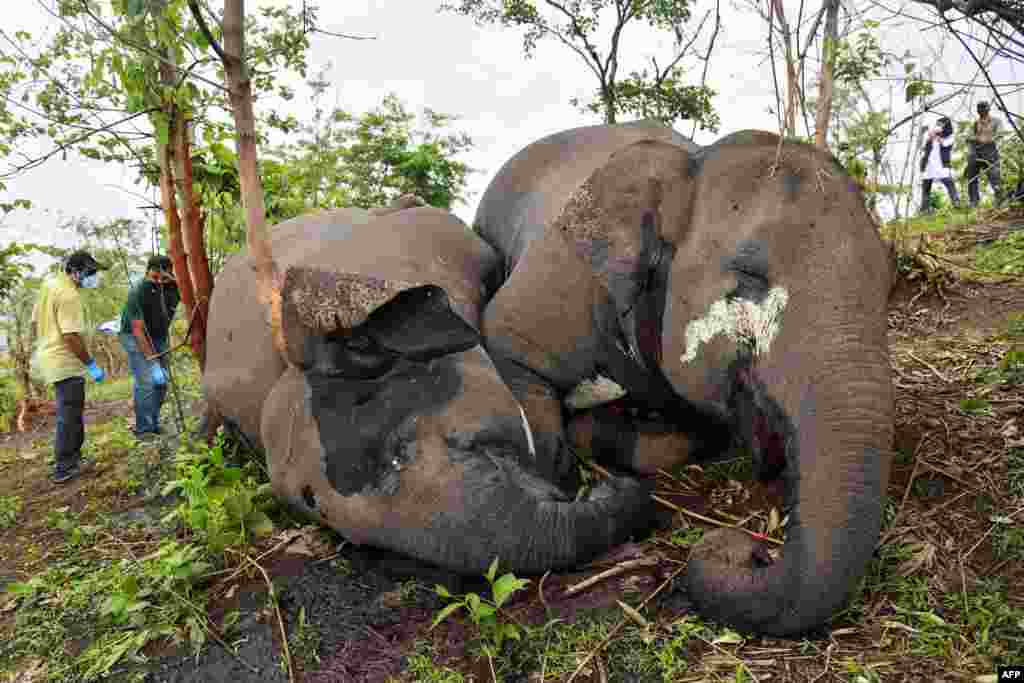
[919,116,961,214]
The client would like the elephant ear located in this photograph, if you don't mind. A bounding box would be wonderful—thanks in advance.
[278,265,479,369]
[361,284,481,360]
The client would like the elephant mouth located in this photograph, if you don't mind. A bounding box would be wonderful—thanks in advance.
[730,363,794,484]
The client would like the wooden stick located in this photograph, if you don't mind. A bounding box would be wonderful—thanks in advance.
[563,557,659,597]
[653,495,785,546]
[906,351,951,383]
[565,564,686,683]
[246,555,295,683]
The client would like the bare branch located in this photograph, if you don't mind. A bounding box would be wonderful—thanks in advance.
[187,0,228,65]
[312,28,376,40]
[0,109,156,179]
[690,0,722,138]
[938,10,1024,141]
[543,0,607,77]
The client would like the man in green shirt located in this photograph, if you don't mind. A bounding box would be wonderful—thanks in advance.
[31,250,108,484]
[119,255,180,440]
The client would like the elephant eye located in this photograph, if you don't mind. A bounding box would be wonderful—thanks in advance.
[345,334,373,351]
[309,334,398,379]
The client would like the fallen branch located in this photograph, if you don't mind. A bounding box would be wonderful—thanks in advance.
[565,564,685,683]
[653,495,785,546]
[245,554,295,683]
[694,632,762,682]
[563,557,659,597]
[907,351,952,383]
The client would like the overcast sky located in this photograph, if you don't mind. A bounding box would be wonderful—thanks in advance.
[3,0,1022,274]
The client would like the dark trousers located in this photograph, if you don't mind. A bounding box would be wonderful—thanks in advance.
[920,177,960,213]
[966,143,1002,207]
[120,332,168,435]
[54,376,85,476]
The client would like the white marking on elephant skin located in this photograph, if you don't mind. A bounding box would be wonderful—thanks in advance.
[680,287,790,364]
[518,405,537,457]
[564,374,627,411]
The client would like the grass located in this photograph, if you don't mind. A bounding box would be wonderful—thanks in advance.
[976,229,1024,275]
[87,373,134,402]
[0,495,21,529]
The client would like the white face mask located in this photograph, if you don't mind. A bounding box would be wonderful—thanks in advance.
[81,272,100,289]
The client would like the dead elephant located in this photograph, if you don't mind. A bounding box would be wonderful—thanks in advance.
[476,122,894,636]
[203,205,657,576]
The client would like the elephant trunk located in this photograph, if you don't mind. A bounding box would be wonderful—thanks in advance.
[685,362,892,636]
[389,461,657,576]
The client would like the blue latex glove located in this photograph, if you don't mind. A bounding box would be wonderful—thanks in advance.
[150,362,167,386]
[86,360,106,383]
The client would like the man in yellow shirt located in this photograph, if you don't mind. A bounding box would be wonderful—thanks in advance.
[31,250,108,484]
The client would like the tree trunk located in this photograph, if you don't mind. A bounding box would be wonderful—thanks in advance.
[174,117,213,369]
[771,0,799,138]
[814,0,840,149]
[158,59,198,360]
[602,85,617,124]
[222,0,283,358]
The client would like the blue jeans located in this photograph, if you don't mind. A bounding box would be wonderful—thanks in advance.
[120,333,168,435]
[54,376,85,476]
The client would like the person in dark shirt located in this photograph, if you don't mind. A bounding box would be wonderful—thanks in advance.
[119,255,180,440]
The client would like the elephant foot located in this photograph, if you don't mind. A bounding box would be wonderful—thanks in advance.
[688,528,776,572]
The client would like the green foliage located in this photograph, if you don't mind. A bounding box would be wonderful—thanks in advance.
[582,68,719,132]
[161,431,276,553]
[289,606,322,669]
[0,243,34,303]
[432,558,530,659]
[267,91,474,216]
[401,641,467,682]
[833,29,888,88]
[976,231,1024,275]
[669,526,704,547]
[959,397,993,415]
[3,540,211,679]
[440,0,718,128]
[0,494,22,528]
[0,375,17,433]
[0,0,313,252]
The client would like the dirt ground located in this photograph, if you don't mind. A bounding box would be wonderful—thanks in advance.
[2,241,1023,682]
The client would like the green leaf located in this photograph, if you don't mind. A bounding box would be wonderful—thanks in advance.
[959,398,991,415]
[473,603,497,620]
[491,573,529,608]
[127,0,146,17]
[101,593,129,616]
[485,557,499,583]
[7,581,38,596]
[434,584,452,598]
[430,601,464,629]
[712,629,745,644]
[224,491,253,521]
[245,510,274,537]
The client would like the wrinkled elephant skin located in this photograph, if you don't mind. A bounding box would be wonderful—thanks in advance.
[475,124,894,636]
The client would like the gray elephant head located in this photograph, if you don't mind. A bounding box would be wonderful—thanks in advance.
[663,131,893,635]
[205,206,656,576]
[475,123,894,636]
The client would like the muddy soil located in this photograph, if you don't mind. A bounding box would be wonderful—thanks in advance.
[116,545,496,683]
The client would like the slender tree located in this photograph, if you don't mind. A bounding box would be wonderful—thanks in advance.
[441,0,720,129]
